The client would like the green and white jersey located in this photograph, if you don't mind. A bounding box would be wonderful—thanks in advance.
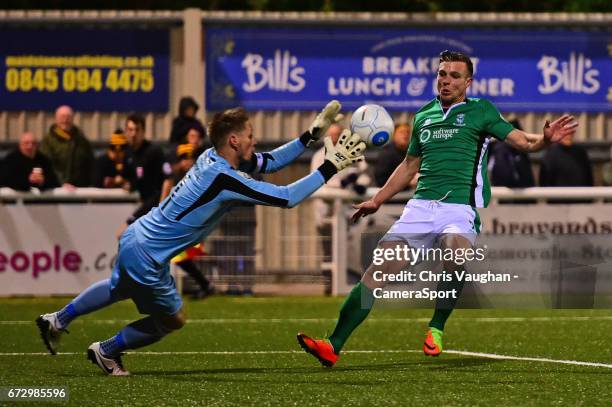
[407,97,514,208]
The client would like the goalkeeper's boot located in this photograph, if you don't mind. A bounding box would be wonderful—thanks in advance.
[297,333,339,367]
[87,342,130,376]
[423,327,443,356]
[36,313,68,355]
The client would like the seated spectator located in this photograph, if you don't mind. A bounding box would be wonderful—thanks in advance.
[39,105,94,188]
[93,129,134,190]
[0,131,60,191]
[488,119,535,188]
[169,96,207,144]
[374,123,418,189]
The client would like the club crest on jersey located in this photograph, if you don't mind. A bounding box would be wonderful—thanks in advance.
[424,118,432,126]
[454,113,466,126]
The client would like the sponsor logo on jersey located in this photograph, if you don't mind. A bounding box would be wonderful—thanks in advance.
[420,127,462,143]
[419,129,431,143]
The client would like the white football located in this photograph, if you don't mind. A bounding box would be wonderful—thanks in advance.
[350,104,394,147]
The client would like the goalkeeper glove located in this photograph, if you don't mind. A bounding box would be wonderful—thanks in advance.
[324,129,366,171]
[300,100,343,147]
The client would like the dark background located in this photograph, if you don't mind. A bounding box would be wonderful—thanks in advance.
[1,0,610,13]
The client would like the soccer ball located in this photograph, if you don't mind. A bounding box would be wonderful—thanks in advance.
[350,104,394,147]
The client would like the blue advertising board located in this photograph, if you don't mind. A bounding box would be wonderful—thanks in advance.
[206,27,612,112]
[0,29,169,111]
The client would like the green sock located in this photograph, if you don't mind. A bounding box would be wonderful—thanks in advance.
[429,309,452,331]
[429,267,465,331]
[328,282,374,353]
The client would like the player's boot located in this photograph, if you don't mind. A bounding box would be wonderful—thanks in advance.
[36,313,68,355]
[423,327,443,356]
[296,332,339,367]
[87,342,130,376]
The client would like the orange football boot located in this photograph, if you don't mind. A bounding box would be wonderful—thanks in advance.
[297,333,339,367]
[423,328,443,356]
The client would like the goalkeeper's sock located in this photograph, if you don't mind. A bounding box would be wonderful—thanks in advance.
[55,304,77,329]
[101,316,171,357]
[328,282,375,353]
[100,333,125,357]
[57,279,115,329]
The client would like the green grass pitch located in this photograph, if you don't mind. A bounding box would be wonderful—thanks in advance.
[1,296,611,406]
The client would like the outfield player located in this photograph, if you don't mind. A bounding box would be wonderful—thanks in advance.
[297,50,578,367]
[36,101,366,376]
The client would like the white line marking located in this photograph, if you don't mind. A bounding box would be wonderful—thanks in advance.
[1,349,610,369]
[2,316,612,325]
[445,350,612,369]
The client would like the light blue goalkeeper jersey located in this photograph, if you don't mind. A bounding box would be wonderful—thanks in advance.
[130,138,326,266]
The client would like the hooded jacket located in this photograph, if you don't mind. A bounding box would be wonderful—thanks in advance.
[169,97,207,143]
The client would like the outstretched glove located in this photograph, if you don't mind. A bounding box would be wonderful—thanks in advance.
[324,129,366,171]
[301,100,343,147]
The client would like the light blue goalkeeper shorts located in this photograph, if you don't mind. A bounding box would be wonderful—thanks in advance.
[110,226,182,316]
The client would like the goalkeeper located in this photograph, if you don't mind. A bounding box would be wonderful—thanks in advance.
[36,101,365,376]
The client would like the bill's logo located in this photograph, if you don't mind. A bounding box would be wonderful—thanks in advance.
[242,50,306,93]
[537,52,599,95]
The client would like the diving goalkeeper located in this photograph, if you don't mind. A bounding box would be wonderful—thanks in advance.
[36,101,366,376]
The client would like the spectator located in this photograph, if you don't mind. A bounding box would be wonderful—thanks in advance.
[117,113,167,238]
[167,122,206,175]
[160,144,195,201]
[539,128,593,204]
[374,123,418,189]
[124,113,166,203]
[488,119,535,188]
[39,105,94,188]
[169,96,206,144]
[93,129,134,190]
[539,131,593,187]
[0,131,60,191]
[184,123,206,155]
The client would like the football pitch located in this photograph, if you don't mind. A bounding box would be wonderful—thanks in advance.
[1,296,611,406]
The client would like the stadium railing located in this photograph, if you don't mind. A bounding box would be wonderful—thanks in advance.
[0,187,139,203]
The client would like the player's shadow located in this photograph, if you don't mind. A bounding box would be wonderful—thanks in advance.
[135,357,500,383]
